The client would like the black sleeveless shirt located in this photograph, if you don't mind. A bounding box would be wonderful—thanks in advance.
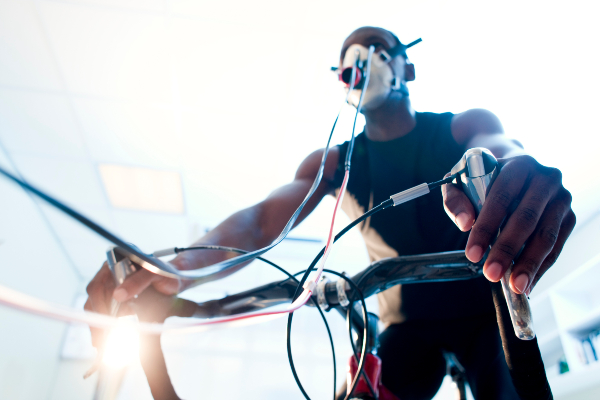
[333,112,494,325]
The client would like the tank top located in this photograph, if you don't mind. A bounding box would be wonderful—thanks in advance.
[333,111,494,326]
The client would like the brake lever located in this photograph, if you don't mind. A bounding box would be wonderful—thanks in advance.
[451,148,535,340]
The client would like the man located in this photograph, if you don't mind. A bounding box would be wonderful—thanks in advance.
[85,27,575,399]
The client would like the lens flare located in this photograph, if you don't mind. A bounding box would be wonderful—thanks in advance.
[102,317,140,369]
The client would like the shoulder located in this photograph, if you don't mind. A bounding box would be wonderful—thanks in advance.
[450,108,504,146]
[295,146,340,184]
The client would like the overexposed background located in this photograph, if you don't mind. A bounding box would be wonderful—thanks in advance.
[0,0,599,399]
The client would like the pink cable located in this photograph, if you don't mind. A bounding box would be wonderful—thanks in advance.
[0,168,353,332]
[313,169,349,283]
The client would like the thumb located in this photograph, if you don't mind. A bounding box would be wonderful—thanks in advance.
[113,268,157,302]
[442,180,476,232]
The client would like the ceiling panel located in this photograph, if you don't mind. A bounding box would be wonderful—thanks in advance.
[0,88,86,159]
[0,0,62,90]
[99,164,184,214]
[38,1,171,102]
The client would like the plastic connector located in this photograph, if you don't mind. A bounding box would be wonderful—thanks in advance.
[316,278,330,311]
[390,183,430,206]
[303,280,317,292]
[336,275,350,307]
[152,248,177,257]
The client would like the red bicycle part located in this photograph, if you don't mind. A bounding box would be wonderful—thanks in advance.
[347,353,399,400]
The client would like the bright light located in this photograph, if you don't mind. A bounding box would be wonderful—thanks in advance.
[98,164,184,214]
[102,317,140,369]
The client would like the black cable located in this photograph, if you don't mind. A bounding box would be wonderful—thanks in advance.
[174,245,337,400]
[345,45,375,170]
[427,173,458,190]
[292,198,393,304]
[293,265,376,399]
[286,198,393,399]
[287,269,370,400]
[345,305,378,400]
[0,164,173,276]
[284,49,382,398]
[346,306,378,400]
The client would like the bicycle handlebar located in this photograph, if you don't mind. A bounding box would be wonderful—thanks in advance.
[123,249,552,400]
[491,282,552,400]
[188,250,481,321]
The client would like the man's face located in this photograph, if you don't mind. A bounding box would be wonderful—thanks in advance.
[339,27,407,82]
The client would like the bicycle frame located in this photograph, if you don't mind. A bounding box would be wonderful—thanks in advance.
[185,249,481,324]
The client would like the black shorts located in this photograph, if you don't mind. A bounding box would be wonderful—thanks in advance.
[378,312,519,400]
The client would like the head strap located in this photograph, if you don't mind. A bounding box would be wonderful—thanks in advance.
[379,38,422,62]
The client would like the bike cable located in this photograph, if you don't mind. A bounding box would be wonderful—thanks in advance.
[286,172,461,400]
[174,245,339,400]
[287,269,370,400]
[288,46,372,312]
[346,305,378,400]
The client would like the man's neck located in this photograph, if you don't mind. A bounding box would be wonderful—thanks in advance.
[363,96,416,142]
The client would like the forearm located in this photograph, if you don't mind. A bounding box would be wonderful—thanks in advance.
[172,204,275,282]
[168,149,336,285]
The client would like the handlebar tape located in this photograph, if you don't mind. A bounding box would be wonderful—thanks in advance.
[490,282,553,400]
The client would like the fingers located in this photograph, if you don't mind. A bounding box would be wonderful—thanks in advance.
[113,267,159,302]
[481,170,561,282]
[442,181,476,232]
[508,189,572,293]
[465,158,532,263]
[84,298,105,348]
[86,262,115,316]
[153,276,183,296]
[528,208,576,293]
[85,262,116,348]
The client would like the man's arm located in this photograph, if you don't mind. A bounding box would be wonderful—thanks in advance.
[443,108,576,295]
[84,146,340,321]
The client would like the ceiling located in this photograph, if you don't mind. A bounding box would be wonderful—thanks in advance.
[0,0,598,284]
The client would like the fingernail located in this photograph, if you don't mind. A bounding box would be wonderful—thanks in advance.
[466,245,483,262]
[456,212,473,231]
[484,262,503,282]
[113,288,128,302]
[513,274,529,294]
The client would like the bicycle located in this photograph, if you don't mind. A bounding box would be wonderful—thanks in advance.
[117,247,549,400]
[0,149,553,400]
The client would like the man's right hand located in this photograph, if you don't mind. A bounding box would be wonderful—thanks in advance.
[83,260,184,348]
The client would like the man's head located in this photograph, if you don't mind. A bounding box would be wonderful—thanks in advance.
[339,27,415,111]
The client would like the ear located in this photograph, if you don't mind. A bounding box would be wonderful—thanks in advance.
[404,61,415,82]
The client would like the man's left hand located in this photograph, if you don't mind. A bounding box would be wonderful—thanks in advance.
[442,155,576,295]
